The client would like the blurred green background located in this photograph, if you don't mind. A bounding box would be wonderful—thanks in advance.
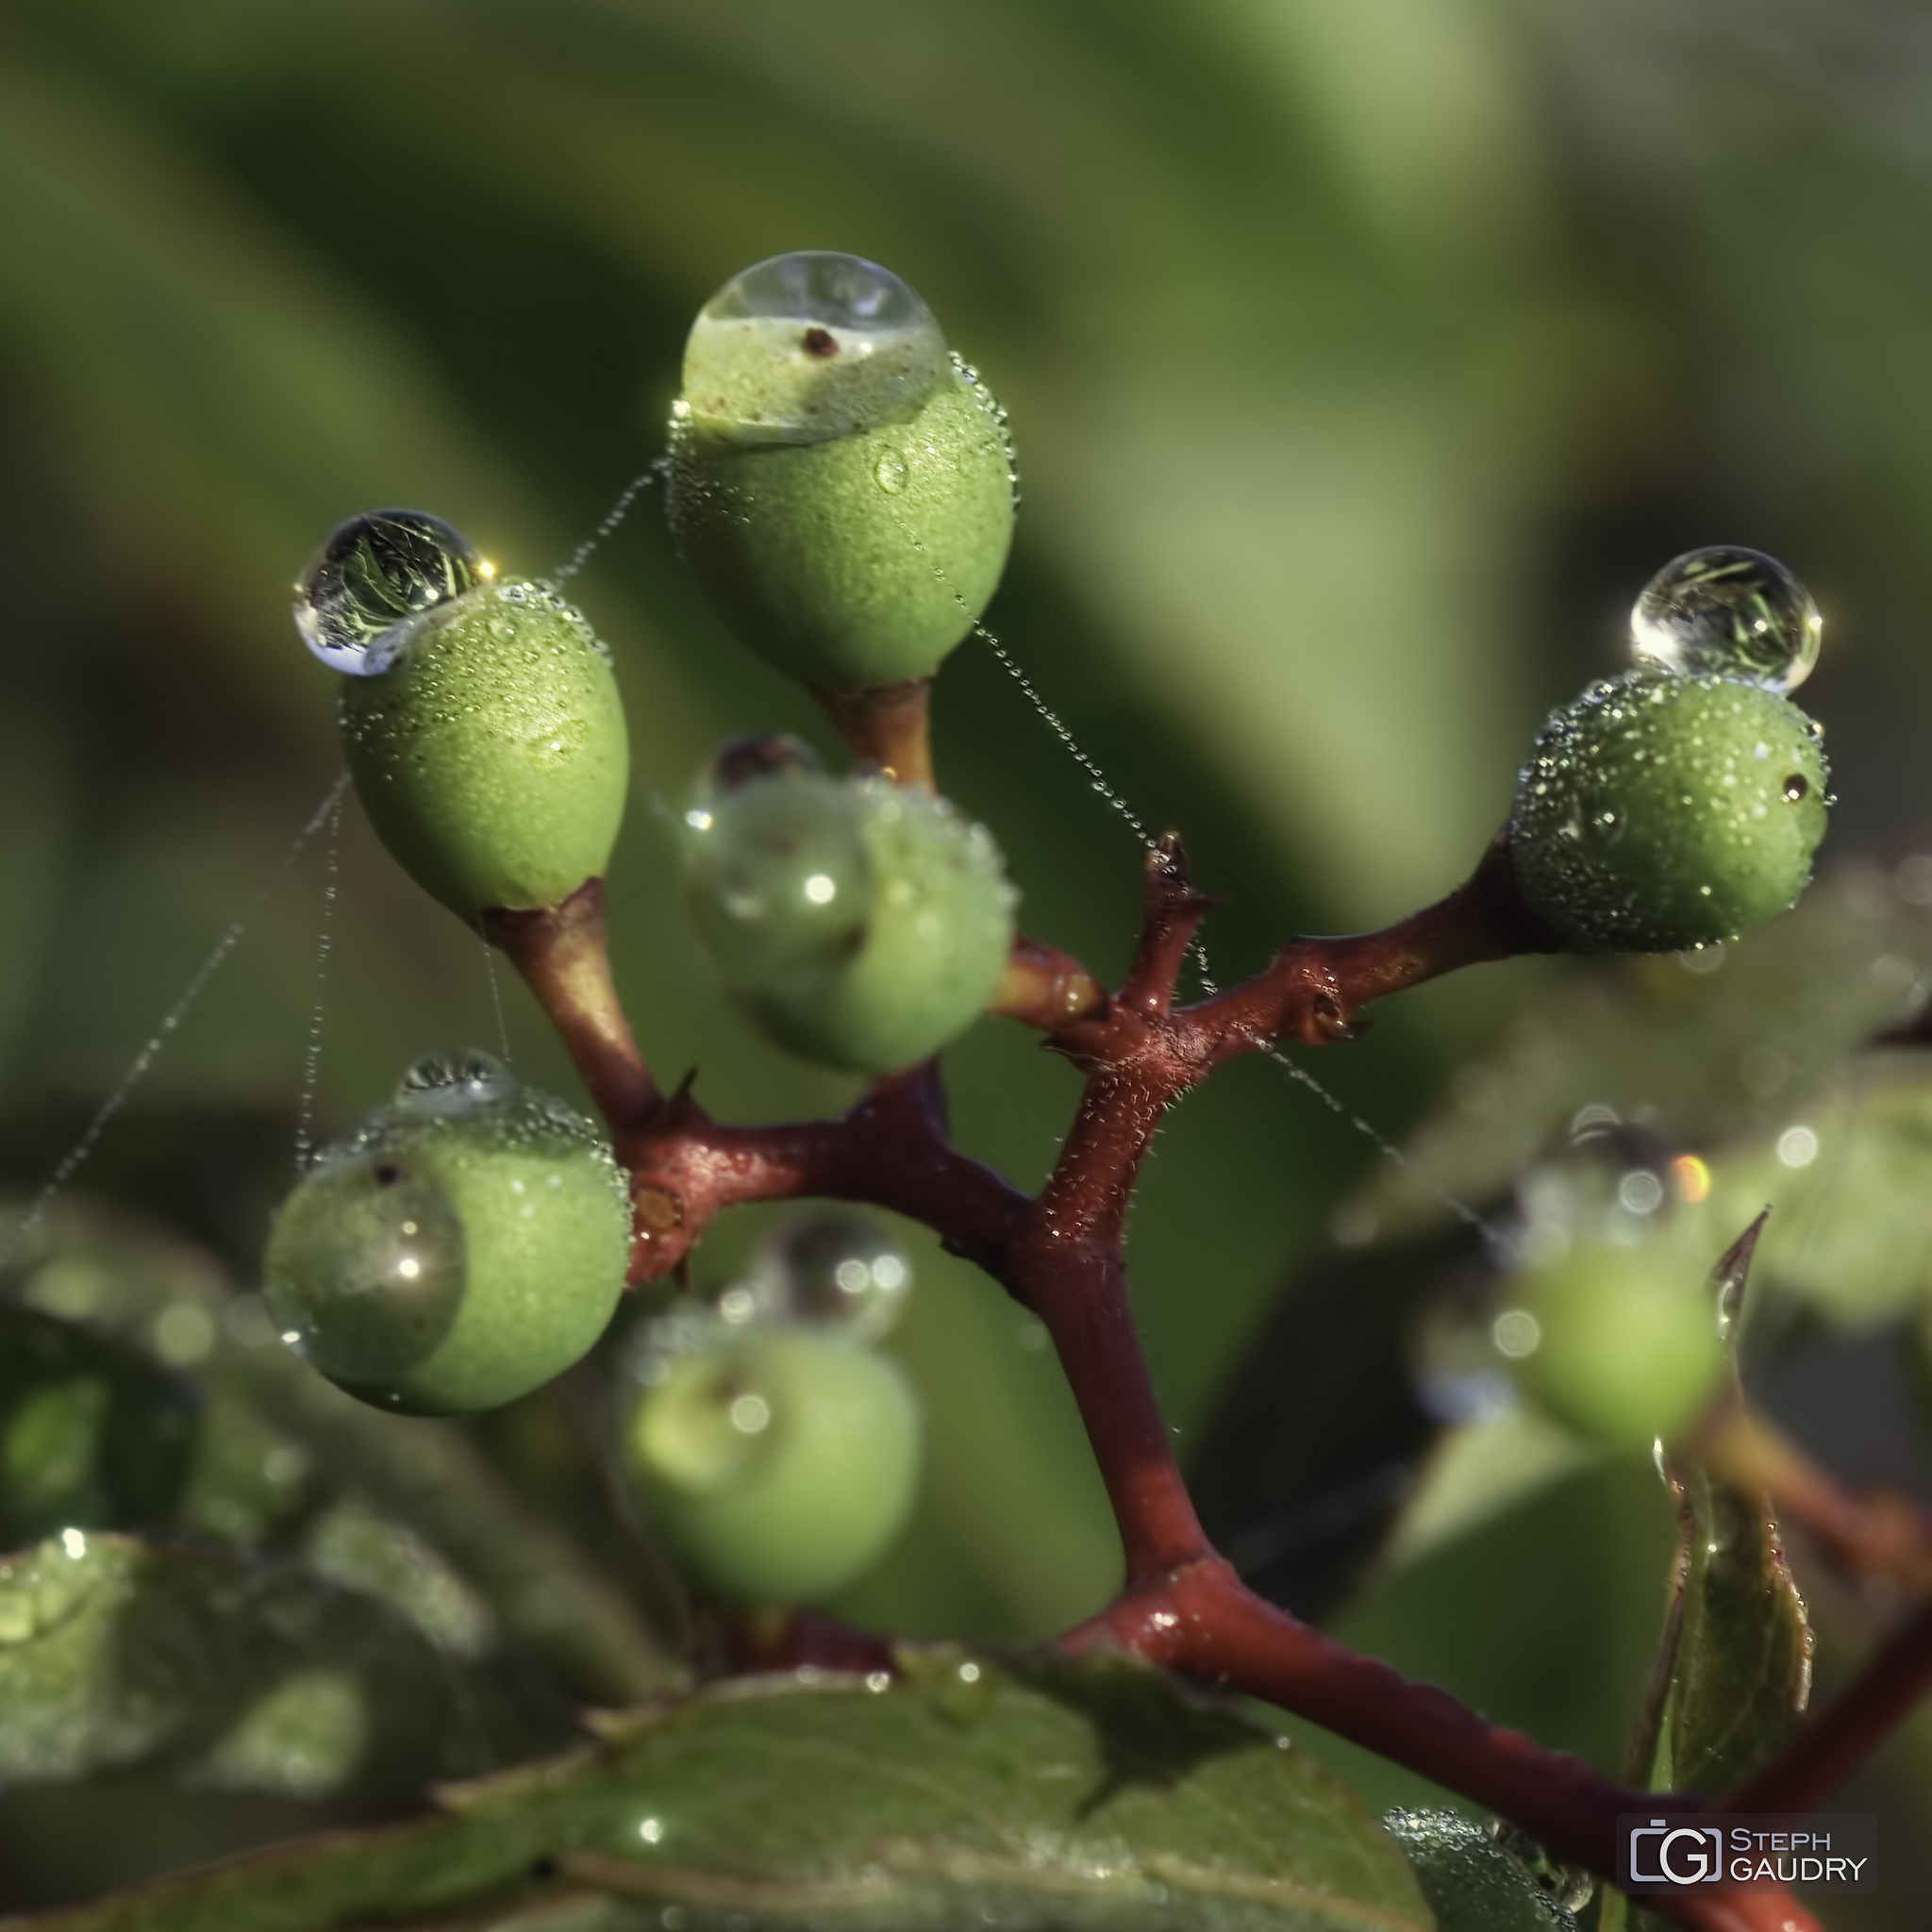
[4,0,1932,1919]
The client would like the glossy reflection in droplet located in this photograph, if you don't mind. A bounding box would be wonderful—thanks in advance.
[294,509,485,675]
[265,1158,466,1390]
[750,1212,914,1341]
[1629,544,1821,693]
[682,252,949,446]
[393,1049,519,1120]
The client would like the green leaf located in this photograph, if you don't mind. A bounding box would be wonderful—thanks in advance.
[1631,1458,1811,1795]
[17,1649,1434,1932]
[4,1199,683,1705]
[0,1534,555,1801]
[1383,1810,1582,1930]
[1342,866,1932,1246]
[0,1305,199,1548]
[1627,1225,1811,1796]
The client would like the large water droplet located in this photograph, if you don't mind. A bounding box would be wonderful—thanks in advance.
[681,252,949,447]
[1629,545,1821,693]
[393,1049,519,1119]
[294,509,484,675]
[265,1159,466,1392]
[749,1212,913,1341]
[683,754,874,983]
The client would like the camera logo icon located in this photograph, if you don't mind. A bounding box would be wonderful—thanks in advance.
[1627,1819,1724,1887]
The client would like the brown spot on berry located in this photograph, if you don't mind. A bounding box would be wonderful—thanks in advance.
[801,326,839,358]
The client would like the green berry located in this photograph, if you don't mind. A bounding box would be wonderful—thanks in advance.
[1510,673,1828,952]
[263,1053,630,1415]
[332,556,629,920]
[0,1307,199,1545]
[623,1324,920,1606]
[687,763,1016,1074]
[1501,1234,1726,1447]
[665,252,1016,693]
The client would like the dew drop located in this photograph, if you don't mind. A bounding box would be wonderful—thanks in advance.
[393,1049,518,1118]
[1628,544,1821,693]
[746,1211,913,1341]
[294,509,485,675]
[681,252,949,446]
[874,449,908,494]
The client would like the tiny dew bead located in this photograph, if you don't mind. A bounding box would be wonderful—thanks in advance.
[1509,672,1828,953]
[664,251,1016,694]
[622,1324,921,1607]
[263,1053,629,1415]
[314,509,628,921]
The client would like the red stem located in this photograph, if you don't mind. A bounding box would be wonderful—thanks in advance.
[496,827,1921,1904]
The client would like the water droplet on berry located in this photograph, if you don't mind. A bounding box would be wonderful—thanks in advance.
[682,252,949,447]
[294,509,485,675]
[874,450,908,494]
[393,1049,518,1118]
[1629,544,1821,693]
[749,1212,914,1341]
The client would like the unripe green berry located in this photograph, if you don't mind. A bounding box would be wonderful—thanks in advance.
[263,1053,630,1415]
[665,252,1016,693]
[687,761,1015,1074]
[1500,1235,1726,1447]
[1510,673,1828,952]
[623,1324,920,1606]
[334,570,628,920]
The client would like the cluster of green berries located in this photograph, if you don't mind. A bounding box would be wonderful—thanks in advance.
[275,250,1840,1619]
[1509,546,1830,952]
[268,252,1002,1623]
[619,1214,921,1606]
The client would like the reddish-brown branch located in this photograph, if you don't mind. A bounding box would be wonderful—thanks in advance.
[482,879,657,1124]
[1173,832,1562,1059]
[1726,1596,1932,1814]
[617,1064,1030,1283]
[990,933,1108,1027]
[815,677,934,788]
[1067,1559,1681,1875]
[491,829,1907,1903]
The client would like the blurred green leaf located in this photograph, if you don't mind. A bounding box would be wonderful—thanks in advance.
[1633,1458,1809,1794]
[0,1534,550,1800]
[4,1198,681,1704]
[1349,865,1932,1247]
[1189,1224,1474,1621]
[0,1306,198,1548]
[16,1648,1431,1932]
